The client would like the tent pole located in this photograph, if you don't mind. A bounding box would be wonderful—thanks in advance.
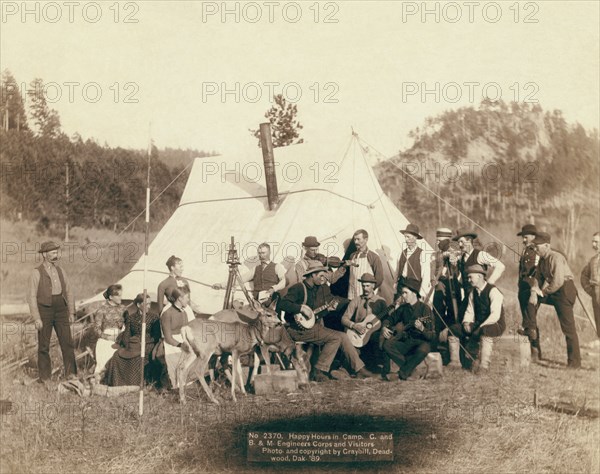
[139,126,152,416]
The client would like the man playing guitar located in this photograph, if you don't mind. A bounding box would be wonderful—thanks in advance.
[381,278,435,381]
[278,261,375,381]
[341,273,388,370]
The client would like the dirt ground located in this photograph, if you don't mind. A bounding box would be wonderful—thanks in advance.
[1,324,598,474]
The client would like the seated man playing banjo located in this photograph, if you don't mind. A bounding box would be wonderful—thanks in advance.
[341,273,389,373]
[278,261,375,381]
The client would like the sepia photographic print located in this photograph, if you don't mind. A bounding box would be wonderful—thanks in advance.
[0,1,599,472]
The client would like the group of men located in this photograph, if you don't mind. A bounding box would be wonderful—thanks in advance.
[28,224,599,385]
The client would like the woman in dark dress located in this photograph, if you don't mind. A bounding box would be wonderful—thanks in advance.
[102,293,160,386]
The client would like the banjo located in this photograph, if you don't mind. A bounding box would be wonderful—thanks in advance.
[294,298,339,329]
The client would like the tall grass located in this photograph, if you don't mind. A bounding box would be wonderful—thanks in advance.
[0,219,155,303]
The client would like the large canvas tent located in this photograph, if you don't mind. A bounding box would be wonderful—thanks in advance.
[85,136,433,313]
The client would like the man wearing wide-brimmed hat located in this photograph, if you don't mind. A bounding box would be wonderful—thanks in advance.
[381,278,435,381]
[532,232,581,368]
[278,261,372,381]
[516,224,543,360]
[396,224,431,300]
[452,227,505,296]
[27,241,77,383]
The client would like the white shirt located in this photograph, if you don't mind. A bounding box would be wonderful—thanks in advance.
[463,283,503,327]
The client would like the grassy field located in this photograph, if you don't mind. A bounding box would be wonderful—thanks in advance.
[0,219,153,305]
[1,220,599,473]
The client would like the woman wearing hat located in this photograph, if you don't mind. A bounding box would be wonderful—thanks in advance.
[91,284,126,375]
[161,287,193,388]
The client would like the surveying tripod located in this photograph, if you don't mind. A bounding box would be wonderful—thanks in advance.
[222,236,254,310]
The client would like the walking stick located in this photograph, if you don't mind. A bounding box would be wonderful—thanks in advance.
[576,293,597,333]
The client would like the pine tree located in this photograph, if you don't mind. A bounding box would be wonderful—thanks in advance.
[27,78,61,138]
[250,94,304,147]
[0,70,29,131]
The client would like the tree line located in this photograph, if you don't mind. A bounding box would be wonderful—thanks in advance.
[0,70,214,234]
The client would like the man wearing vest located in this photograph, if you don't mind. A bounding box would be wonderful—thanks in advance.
[447,229,505,369]
[453,228,505,297]
[532,232,581,368]
[516,224,543,360]
[430,227,462,362]
[278,261,374,381]
[348,229,385,301]
[27,241,77,383]
[396,224,431,301]
[244,243,286,303]
[450,264,506,372]
[580,232,600,338]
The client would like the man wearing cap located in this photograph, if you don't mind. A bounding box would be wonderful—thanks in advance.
[430,228,462,358]
[516,224,543,360]
[27,241,77,382]
[286,236,346,287]
[341,273,389,371]
[580,232,600,338]
[347,229,385,301]
[532,232,581,368]
[381,278,435,380]
[396,224,431,301]
[448,264,506,371]
[453,228,505,298]
[278,261,374,381]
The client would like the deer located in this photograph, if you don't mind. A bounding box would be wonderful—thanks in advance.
[176,300,283,405]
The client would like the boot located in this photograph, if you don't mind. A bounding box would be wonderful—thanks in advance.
[447,336,462,369]
[476,336,494,372]
[518,334,531,368]
[531,327,542,361]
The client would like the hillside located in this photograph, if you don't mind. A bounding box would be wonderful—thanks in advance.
[375,100,599,263]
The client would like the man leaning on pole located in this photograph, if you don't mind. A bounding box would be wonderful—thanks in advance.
[531,232,581,369]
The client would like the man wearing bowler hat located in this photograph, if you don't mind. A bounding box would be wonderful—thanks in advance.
[341,273,388,372]
[27,241,77,383]
[286,236,347,287]
[532,232,581,368]
[396,224,431,301]
[516,224,543,360]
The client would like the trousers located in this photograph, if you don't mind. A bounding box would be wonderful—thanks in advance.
[38,295,77,380]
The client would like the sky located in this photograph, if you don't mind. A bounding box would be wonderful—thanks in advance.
[1,1,599,158]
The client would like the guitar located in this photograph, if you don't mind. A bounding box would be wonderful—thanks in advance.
[345,299,401,348]
[294,299,339,329]
[346,313,382,348]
